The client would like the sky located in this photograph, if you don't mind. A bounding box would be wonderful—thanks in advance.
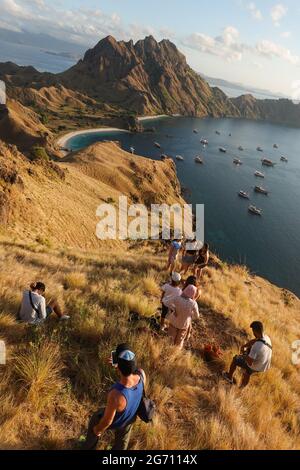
[1,0,300,98]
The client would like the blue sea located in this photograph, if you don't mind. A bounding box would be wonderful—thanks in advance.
[67,117,300,297]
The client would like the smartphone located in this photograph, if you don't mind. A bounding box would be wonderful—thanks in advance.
[111,351,118,366]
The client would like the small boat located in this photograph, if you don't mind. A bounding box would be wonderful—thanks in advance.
[130,147,135,154]
[257,146,263,152]
[219,147,227,153]
[154,142,161,149]
[249,205,262,216]
[216,131,221,135]
[238,191,250,199]
[160,154,168,160]
[229,133,232,137]
[176,155,184,161]
[273,144,279,149]
[194,156,203,164]
[193,129,198,134]
[238,146,244,151]
[255,186,269,195]
[262,158,276,167]
[233,158,242,165]
[255,170,265,178]
[200,138,208,145]
[280,156,288,162]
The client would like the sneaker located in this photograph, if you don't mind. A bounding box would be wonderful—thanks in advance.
[60,315,70,321]
[222,371,234,384]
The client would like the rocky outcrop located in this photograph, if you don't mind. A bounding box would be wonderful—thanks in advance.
[231,94,300,127]
[0,36,300,127]
[60,35,239,117]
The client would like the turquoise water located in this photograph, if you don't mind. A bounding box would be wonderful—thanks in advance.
[68,117,300,297]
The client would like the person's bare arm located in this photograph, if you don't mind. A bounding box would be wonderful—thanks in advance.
[245,356,254,366]
[93,390,120,436]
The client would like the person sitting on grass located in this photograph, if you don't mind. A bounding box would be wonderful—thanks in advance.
[166,239,182,274]
[223,321,272,388]
[19,282,69,324]
[160,272,182,330]
[167,285,204,350]
[82,344,146,451]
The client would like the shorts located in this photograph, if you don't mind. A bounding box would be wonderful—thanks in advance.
[182,254,196,265]
[46,306,53,317]
[233,355,256,376]
[161,303,169,319]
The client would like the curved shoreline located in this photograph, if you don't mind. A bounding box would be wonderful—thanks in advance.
[56,127,130,148]
[56,115,170,149]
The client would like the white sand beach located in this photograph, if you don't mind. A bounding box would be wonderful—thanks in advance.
[56,127,130,148]
[138,114,169,122]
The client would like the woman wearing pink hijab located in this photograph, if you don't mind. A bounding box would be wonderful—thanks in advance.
[167,285,203,349]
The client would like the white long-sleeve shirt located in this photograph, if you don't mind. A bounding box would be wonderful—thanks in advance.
[19,290,47,324]
[168,295,200,330]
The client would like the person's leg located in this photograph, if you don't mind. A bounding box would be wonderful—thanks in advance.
[174,328,188,350]
[47,298,64,318]
[161,304,168,328]
[227,356,239,380]
[240,371,251,388]
[81,410,104,450]
[168,324,177,344]
[112,424,133,450]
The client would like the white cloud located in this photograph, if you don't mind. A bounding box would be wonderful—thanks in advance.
[291,80,300,100]
[247,2,263,21]
[183,26,300,67]
[281,31,291,38]
[271,4,288,26]
[256,40,299,65]
[183,27,245,62]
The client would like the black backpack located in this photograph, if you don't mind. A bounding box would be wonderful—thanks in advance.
[137,373,156,423]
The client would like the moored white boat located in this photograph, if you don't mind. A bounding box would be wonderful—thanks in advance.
[262,158,276,167]
[176,155,184,161]
[238,190,250,199]
[255,170,265,178]
[254,185,269,195]
[219,147,227,153]
[233,158,242,165]
[248,205,262,216]
[257,146,263,152]
[154,142,161,148]
[238,146,244,151]
[280,156,288,162]
[194,156,203,164]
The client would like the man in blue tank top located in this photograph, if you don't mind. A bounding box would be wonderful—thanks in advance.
[82,344,146,450]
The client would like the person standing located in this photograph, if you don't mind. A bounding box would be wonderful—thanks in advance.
[166,239,182,273]
[167,285,204,349]
[194,243,210,279]
[83,344,145,450]
[160,272,182,329]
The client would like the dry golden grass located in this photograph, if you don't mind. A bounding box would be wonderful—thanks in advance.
[0,237,300,450]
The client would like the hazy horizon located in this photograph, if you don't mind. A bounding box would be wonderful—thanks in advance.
[0,0,299,99]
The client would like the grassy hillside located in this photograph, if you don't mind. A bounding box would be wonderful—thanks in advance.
[0,140,182,248]
[0,137,300,450]
[0,237,299,450]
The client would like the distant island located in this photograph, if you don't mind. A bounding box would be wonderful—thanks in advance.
[0,35,300,155]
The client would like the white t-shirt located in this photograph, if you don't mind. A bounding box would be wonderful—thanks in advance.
[19,290,47,324]
[162,284,182,308]
[248,334,272,372]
